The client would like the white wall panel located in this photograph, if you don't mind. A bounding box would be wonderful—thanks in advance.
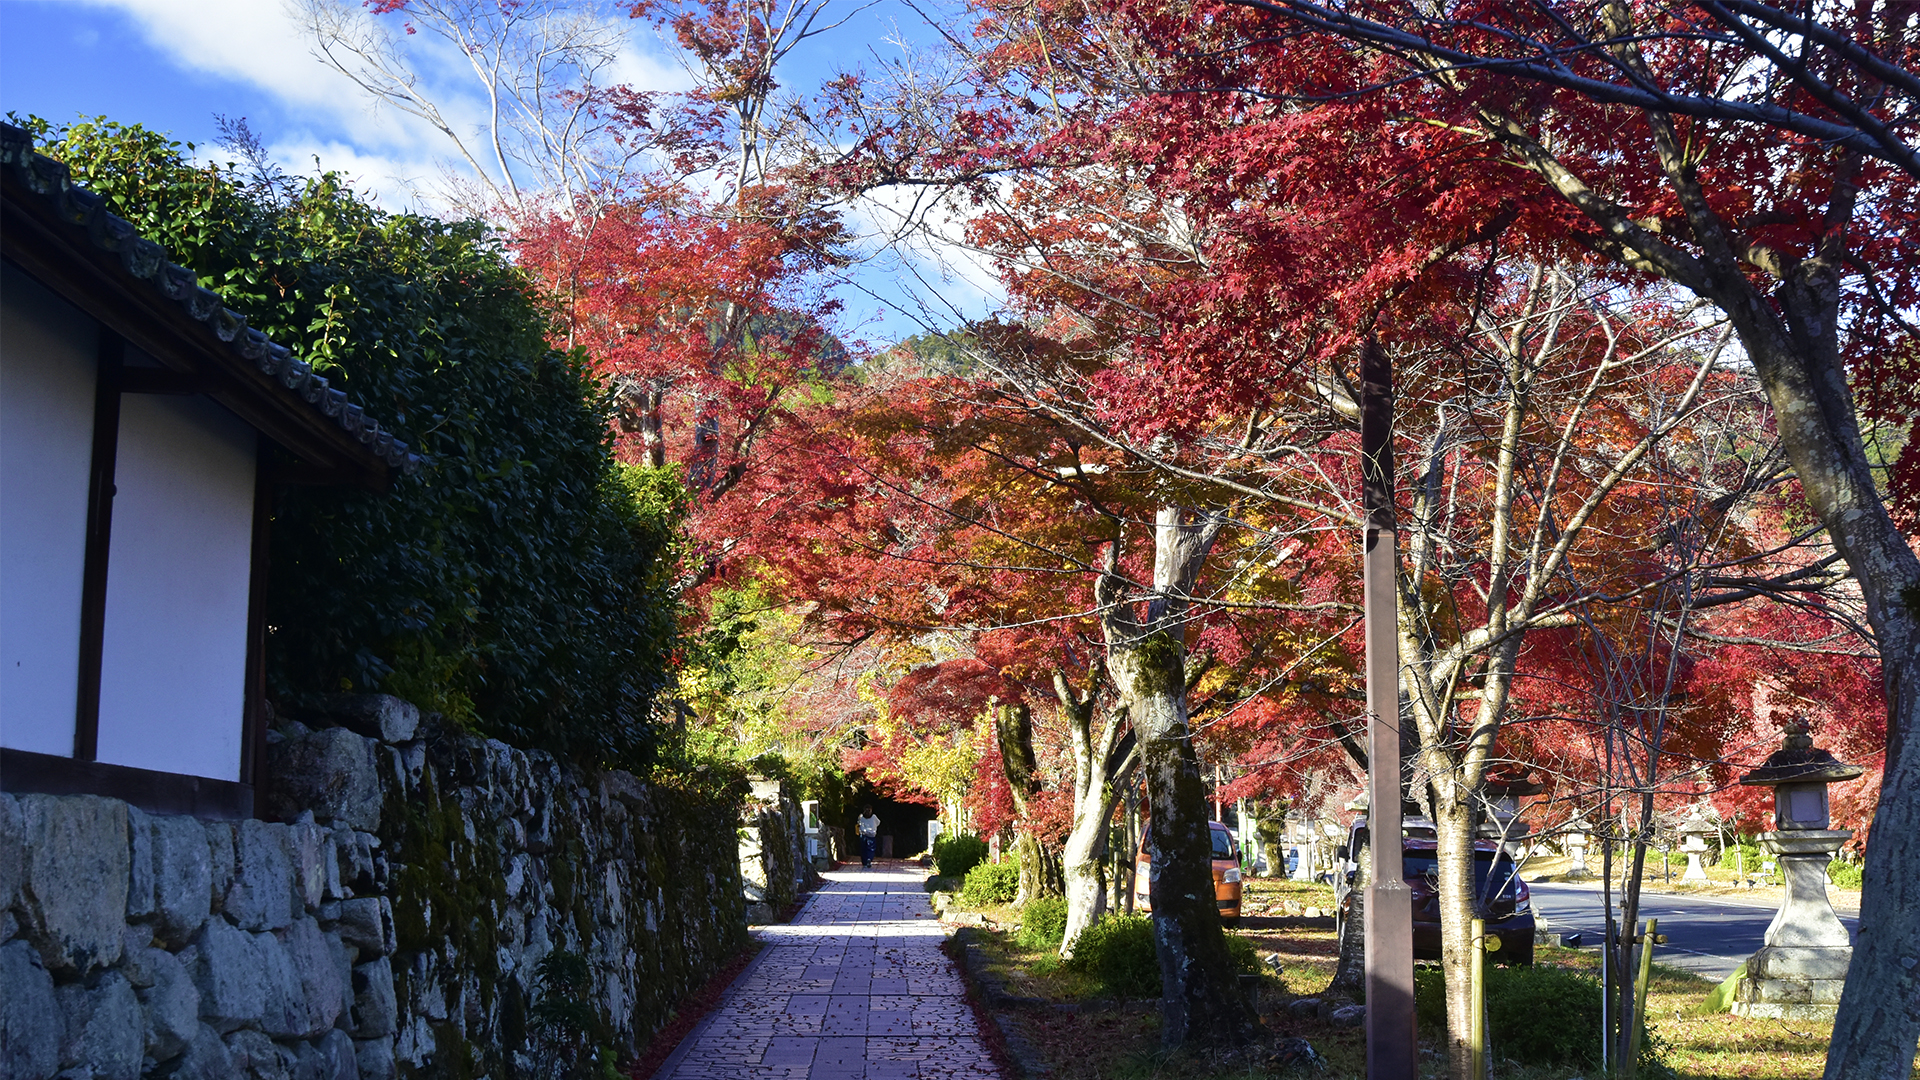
[96,393,255,781]
[0,265,97,756]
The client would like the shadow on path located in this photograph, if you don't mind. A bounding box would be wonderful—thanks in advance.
[653,864,1002,1079]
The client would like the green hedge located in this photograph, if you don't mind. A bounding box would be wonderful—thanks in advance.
[1017,895,1069,950]
[933,834,990,879]
[1412,964,1670,1071]
[35,118,679,767]
[1064,915,1160,999]
[962,860,1020,905]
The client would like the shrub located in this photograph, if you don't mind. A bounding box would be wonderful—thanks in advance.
[1718,842,1766,875]
[934,834,990,879]
[962,860,1020,906]
[1828,859,1864,889]
[1064,915,1160,999]
[1017,896,1069,950]
[1060,916,1261,999]
[529,949,607,1078]
[1487,966,1607,1067]
[1416,964,1611,1068]
[1225,932,1259,976]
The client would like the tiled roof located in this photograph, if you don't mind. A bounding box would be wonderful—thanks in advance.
[0,122,419,475]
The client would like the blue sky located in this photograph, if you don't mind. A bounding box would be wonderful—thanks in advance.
[0,0,996,344]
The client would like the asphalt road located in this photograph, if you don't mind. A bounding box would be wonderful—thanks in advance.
[1527,881,1860,981]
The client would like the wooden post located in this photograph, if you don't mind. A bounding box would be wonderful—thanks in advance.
[1471,916,1488,1080]
[1627,917,1659,1076]
[1360,336,1416,1078]
[73,330,125,762]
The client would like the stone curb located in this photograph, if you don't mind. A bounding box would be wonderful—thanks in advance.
[947,927,1056,1079]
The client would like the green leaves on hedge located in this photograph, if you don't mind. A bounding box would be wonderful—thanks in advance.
[42,117,680,766]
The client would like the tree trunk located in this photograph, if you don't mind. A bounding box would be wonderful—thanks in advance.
[1613,823,1651,1069]
[1059,813,1108,949]
[1328,834,1368,997]
[1120,647,1260,1048]
[995,701,1062,904]
[1058,674,1136,954]
[1431,793,1477,1079]
[1017,832,1063,903]
[1724,286,1920,1080]
[1099,506,1263,1049]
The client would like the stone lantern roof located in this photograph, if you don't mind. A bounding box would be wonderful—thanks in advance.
[1678,813,1715,836]
[1738,717,1863,788]
[1483,773,1547,799]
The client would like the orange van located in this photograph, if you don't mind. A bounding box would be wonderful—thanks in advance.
[1133,821,1244,925]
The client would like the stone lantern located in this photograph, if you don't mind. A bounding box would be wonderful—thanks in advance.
[1564,817,1593,880]
[1679,814,1714,883]
[1732,718,1863,1020]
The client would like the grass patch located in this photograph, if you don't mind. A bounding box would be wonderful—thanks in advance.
[959,898,1852,1079]
[1238,876,1338,915]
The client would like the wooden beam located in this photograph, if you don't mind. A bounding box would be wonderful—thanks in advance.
[1,748,253,821]
[241,436,272,817]
[73,329,123,763]
[120,368,215,395]
[267,461,359,487]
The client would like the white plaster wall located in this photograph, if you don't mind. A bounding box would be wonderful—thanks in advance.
[0,265,97,756]
[96,392,256,781]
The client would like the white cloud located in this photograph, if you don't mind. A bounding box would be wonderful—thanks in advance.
[82,0,362,113]
[262,137,452,213]
[849,182,1007,319]
[76,0,692,213]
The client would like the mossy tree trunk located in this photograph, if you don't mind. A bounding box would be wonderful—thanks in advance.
[997,701,1063,903]
[1057,672,1137,955]
[1099,506,1263,1050]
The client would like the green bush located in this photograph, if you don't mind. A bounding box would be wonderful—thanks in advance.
[962,860,1020,906]
[1225,932,1259,976]
[1487,966,1607,1067]
[934,834,990,879]
[1064,915,1160,999]
[1827,859,1863,889]
[1061,915,1259,1000]
[1017,896,1069,950]
[1416,964,1617,1068]
[33,118,679,767]
[1718,842,1766,874]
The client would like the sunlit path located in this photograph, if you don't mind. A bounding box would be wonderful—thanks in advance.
[653,863,1002,1079]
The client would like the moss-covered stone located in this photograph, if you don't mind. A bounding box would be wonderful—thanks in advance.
[375,720,748,1077]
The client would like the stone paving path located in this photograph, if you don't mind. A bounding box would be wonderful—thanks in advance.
[654,863,1003,1080]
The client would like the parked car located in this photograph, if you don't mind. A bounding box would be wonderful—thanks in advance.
[1334,818,1534,966]
[1134,821,1244,925]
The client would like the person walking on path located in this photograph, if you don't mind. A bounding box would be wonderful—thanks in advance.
[858,807,882,869]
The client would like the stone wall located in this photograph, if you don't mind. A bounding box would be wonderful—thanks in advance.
[738,778,815,924]
[0,696,748,1080]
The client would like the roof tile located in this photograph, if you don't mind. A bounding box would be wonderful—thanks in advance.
[0,121,419,474]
